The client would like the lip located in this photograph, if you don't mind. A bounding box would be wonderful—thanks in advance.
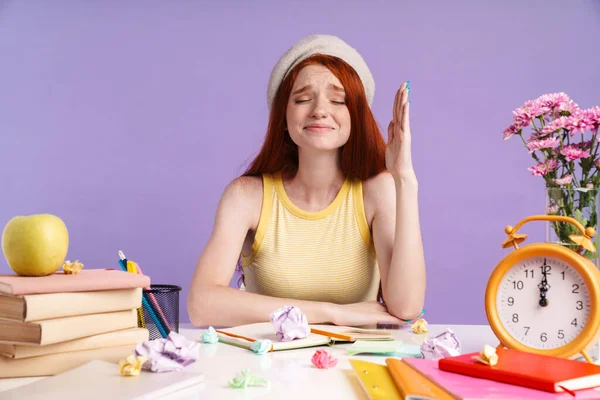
[304,124,334,132]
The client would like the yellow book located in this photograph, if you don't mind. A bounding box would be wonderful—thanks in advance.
[349,359,402,400]
[350,359,455,400]
[0,327,148,359]
[0,288,142,322]
[0,309,138,346]
[0,345,137,378]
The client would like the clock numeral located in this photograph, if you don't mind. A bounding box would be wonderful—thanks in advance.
[512,313,519,323]
[507,297,514,306]
[540,332,547,342]
[539,265,552,275]
[512,281,524,290]
[524,326,530,335]
[525,269,534,278]
[572,318,578,327]
[561,271,565,280]
[558,329,565,339]
[572,284,580,294]
[576,301,584,310]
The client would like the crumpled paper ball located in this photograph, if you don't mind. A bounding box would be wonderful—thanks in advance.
[472,344,498,366]
[228,368,270,389]
[411,318,428,334]
[118,355,148,376]
[134,331,200,372]
[420,328,461,360]
[311,349,338,369]
[201,326,219,344]
[270,305,310,342]
[250,339,272,355]
[62,260,84,275]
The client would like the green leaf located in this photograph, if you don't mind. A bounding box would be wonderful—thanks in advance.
[573,209,588,228]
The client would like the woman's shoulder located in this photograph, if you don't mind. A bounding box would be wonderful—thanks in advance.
[358,171,395,223]
[362,171,395,199]
[222,175,264,202]
[218,175,264,231]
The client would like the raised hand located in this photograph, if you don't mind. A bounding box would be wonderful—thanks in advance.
[386,81,415,180]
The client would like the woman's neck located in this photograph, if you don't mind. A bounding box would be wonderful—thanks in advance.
[283,150,345,210]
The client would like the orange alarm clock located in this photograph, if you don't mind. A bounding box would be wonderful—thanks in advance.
[485,215,600,363]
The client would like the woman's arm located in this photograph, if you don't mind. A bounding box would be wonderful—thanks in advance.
[370,172,426,320]
[372,81,426,320]
[187,177,402,327]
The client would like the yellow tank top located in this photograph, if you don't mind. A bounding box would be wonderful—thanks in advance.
[241,172,380,304]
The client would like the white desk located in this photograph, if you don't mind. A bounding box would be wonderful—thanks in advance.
[0,324,496,399]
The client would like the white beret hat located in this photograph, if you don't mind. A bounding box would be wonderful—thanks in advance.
[266,34,375,109]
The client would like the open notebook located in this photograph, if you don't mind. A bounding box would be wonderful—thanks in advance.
[216,322,393,352]
[1,360,204,400]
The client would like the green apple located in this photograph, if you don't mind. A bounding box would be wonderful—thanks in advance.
[2,214,69,276]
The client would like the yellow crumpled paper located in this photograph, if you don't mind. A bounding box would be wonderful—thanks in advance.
[472,344,498,366]
[118,355,148,376]
[62,260,84,275]
[411,318,428,334]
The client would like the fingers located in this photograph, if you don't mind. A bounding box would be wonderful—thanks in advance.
[402,91,410,134]
[387,121,395,144]
[393,86,401,122]
[399,84,409,132]
[392,83,409,134]
[378,313,403,325]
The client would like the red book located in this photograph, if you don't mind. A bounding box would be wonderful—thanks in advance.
[439,347,600,393]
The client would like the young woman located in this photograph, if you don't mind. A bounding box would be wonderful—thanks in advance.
[188,35,426,327]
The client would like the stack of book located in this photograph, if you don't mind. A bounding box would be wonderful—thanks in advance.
[0,269,151,378]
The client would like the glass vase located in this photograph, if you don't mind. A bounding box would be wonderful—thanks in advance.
[546,186,600,363]
[546,186,600,267]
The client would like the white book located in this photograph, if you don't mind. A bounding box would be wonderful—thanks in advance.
[1,360,204,400]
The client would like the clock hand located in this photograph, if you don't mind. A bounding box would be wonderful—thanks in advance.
[538,259,551,307]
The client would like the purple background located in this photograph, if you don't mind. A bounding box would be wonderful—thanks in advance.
[1,0,599,325]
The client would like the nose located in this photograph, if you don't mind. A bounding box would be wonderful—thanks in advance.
[310,96,329,119]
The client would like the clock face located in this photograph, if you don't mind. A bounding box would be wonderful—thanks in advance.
[496,255,590,350]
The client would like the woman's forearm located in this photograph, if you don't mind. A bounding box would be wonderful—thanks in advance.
[187,285,336,327]
[384,175,426,319]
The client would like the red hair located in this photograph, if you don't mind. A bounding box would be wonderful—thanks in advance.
[243,54,387,180]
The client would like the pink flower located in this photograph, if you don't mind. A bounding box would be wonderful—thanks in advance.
[564,110,597,135]
[554,175,573,185]
[582,106,600,131]
[540,116,570,135]
[503,122,525,140]
[546,204,559,214]
[555,99,580,117]
[311,349,338,369]
[512,100,543,127]
[535,92,572,111]
[528,159,559,176]
[560,145,590,162]
[526,137,559,153]
[595,159,600,168]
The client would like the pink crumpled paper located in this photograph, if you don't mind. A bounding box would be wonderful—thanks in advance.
[311,349,338,369]
[270,305,310,342]
[134,331,200,372]
[420,328,461,360]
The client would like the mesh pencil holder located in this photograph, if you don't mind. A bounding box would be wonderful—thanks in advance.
[137,284,182,340]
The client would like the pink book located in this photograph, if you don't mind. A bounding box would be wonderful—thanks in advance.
[0,269,151,295]
[404,358,600,399]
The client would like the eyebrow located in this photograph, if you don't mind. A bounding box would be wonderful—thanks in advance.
[291,84,345,96]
